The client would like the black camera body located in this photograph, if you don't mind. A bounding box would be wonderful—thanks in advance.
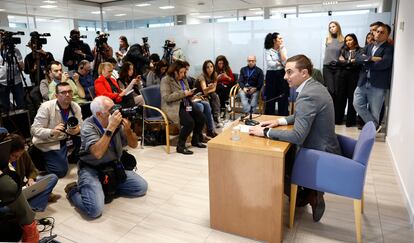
[29,31,50,50]
[110,104,142,120]
[65,116,79,130]
[163,40,176,50]
[95,31,109,49]
[0,30,24,48]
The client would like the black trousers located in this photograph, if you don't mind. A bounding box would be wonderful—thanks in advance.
[216,83,233,109]
[178,102,206,148]
[323,65,342,124]
[264,69,289,116]
[337,68,359,126]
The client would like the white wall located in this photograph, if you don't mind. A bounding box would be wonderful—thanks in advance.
[387,0,414,226]
[106,13,390,76]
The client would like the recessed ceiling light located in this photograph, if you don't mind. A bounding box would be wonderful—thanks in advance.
[0,9,5,12]
[255,11,263,14]
[136,3,151,7]
[36,18,47,22]
[42,0,57,3]
[159,6,175,10]
[249,8,261,11]
[198,15,211,19]
[322,1,338,5]
[189,12,200,16]
[356,4,372,8]
[39,5,57,9]
[114,13,126,16]
[91,11,105,14]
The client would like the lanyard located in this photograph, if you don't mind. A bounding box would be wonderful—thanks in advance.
[57,101,73,123]
[93,117,116,149]
[179,80,186,90]
[179,80,190,106]
[247,68,255,80]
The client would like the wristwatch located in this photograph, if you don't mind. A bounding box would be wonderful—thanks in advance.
[263,128,270,138]
[104,129,113,137]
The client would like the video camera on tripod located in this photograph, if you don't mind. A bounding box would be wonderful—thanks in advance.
[29,31,51,50]
[162,40,176,64]
[0,30,24,49]
[95,31,110,50]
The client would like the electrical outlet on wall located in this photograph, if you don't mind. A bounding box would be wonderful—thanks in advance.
[399,21,405,31]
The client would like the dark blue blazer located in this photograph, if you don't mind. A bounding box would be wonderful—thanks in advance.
[355,41,394,89]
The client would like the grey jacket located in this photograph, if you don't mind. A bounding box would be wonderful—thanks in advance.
[160,75,189,125]
[268,79,341,155]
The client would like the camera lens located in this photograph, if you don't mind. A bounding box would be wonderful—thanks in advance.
[67,117,79,129]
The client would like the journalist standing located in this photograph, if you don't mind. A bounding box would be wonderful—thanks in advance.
[323,21,345,124]
[62,29,93,71]
[65,96,147,218]
[264,32,289,115]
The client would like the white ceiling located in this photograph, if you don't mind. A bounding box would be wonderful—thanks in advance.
[0,0,383,22]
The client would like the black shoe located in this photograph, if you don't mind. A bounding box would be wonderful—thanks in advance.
[191,142,207,148]
[310,191,325,222]
[176,146,194,155]
[207,131,218,138]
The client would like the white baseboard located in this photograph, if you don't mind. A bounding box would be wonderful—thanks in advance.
[386,138,414,228]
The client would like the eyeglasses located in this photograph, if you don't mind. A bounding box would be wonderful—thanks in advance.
[59,90,73,95]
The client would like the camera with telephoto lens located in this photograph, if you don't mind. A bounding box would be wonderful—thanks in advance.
[110,104,143,120]
[0,29,24,48]
[29,31,51,50]
[66,116,79,129]
[95,31,110,49]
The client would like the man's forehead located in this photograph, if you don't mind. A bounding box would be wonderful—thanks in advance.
[51,64,62,70]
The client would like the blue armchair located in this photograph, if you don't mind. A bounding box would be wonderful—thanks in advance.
[140,85,172,154]
[289,122,376,243]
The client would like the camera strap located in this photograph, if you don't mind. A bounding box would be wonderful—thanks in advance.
[57,101,75,146]
[93,117,117,151]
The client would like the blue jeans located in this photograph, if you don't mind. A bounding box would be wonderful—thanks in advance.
[42,145,68,178]
[239,90,259,114]
[195,101,214,132]
[28,174,58,212]
[68,166,148,218]
[353,82,386,126]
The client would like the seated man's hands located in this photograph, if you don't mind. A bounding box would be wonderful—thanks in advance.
[249,125,265,137]
[260,119,279,128]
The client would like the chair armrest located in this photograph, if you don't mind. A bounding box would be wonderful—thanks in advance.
[337,134,357,159]
[292,148,366,199]
[229,84,240,97]
[142,104,169,124]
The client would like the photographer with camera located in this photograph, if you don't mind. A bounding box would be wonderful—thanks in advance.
[162,39,185,64]
[23,31,54,86]
[93,31,113,78]
[31,82,83,178]
[63,29,93,71]
[0,30,26,113]
[64,95,147,218]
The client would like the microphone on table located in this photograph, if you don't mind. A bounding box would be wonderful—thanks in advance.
[242,93,285,126]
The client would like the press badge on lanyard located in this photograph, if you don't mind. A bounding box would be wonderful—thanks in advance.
[186,105,192,112]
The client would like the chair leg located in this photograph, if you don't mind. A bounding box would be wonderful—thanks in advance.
[289,184,298,229]
[141,119,145,148]
[361,193,364,214]
[354,199,362,243]
[165,122,170,154]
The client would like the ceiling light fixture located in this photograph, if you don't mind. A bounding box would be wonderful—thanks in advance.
[136,3,151,7]
[189,12,200,16]
[0,9,5,12]
[249,8,261,11]
[159,6,175,10]
[322,1,338,5]
[356,4,372,8]
[42,0,57,3]
[115,13,126,16]
[91,11,105,14]
[39,5,58,9]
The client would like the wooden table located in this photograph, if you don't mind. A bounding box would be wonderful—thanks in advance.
[208,115,292,243]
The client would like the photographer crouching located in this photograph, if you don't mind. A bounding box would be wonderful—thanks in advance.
[64,96,147,219]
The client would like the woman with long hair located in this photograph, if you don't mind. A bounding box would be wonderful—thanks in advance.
[160,60,206,155]
[115,36,129,68]
[196,60,221,127]
[323,21,345,124]
[263,32,289,115]
[338,33,362,127]
[118,61,144,106]
[214,55,235,118]
[146,60,168,87]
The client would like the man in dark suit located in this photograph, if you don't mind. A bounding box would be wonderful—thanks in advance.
[249,54,341,222]
[353,23,394,131]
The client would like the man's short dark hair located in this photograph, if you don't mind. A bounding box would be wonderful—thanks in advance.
[286,54,313,76]
[5,133,25,153]
[47,60,62,74]
[149,53,160,63]
[70,29,80,37]
[370,21,384,27]
[55,82,71,95]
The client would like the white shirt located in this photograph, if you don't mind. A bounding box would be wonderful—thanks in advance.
[264,47,287,71]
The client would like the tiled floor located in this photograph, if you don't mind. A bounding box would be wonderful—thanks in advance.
[37,125,414,243]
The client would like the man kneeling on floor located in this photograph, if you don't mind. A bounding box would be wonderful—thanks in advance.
[65,96,148,218]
